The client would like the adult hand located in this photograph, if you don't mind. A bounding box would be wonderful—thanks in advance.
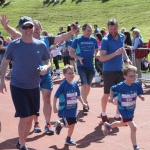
[78,57,83,65]
[125,59,132,65]
[70,24,79,35]
[0,82,7,94]
[37,66,47,76]
[0,14,10,28]
[115,47,125,56]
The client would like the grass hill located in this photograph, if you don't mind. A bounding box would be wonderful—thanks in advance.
[0,0,150,42]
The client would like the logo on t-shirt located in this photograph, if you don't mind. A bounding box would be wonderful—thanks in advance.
[121,93,137,107]
[66,92,77,109]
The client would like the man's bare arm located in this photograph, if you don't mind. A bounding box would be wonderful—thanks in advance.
[100,47,125,62]
[54,24,79,44]
[0,14,21,39]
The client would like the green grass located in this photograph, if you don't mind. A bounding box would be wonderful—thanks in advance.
[0,0,150,42]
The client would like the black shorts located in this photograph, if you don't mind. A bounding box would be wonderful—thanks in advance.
[103,71,124,94]
[62,118,77,126]
[10,85,40,118]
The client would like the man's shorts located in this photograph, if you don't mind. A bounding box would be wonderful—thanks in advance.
[10,85,40,118]
[62,118,77,126]
[40,73,53,90]
[77,66,95,86]
[103,71,124,94]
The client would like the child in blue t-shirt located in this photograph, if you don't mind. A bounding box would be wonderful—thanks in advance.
[103,65,145,150]
[53,65,87,146]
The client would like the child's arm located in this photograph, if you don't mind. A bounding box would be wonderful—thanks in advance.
[53,96,58,113]
[78,96,88,107]
[109,88,114,104]
[138,95,145,101]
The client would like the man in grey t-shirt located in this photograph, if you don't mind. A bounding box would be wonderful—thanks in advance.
[0,16,51,150]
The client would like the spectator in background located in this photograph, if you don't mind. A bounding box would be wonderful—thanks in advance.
[127,28,143,82]
[67,24,74,40]
[93,24,100,36]
[41,30,48,36]
[50,44,61,79]
[124,31,132,58]
[120,27,126,34]
[95,33,102,73]
[130,26,142,40]
[100,29,107,38]
[57,27,63,35]
[101,27,108,35]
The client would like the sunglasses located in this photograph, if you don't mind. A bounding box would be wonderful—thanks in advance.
[126,75,137,78]
[22,25,33,30]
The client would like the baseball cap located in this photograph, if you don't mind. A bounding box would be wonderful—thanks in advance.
[18,16,34,27]
[130,26,136,31]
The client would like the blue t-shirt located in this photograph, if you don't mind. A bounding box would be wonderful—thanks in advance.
[101,33,124,71]
[94,28,100,34]
[72,35,98,67]
[40,36,55,75]
[65,40,73,48]
[54,79,80,118]
[4,38,50,89]
[111,81,143,119]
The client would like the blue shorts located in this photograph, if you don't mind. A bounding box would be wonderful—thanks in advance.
[77,66,95,86]
[10,85,40,118]
[40,73,53,90]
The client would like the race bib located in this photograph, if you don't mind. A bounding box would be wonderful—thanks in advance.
[121,93,137,107]
[66,92,78,109]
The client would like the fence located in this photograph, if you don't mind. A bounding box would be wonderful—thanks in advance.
[131,46,150,84]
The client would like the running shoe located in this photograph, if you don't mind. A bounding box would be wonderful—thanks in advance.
[45,123,54,135]
[15,140,20,149]
[101,113,109,123]
[65,138,76,146]
[34,122,42,133]
[55,120,62,135]
[103,122,111,136]
[19,146,28,150]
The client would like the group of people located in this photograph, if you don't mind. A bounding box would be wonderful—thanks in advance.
[0,14,145,150]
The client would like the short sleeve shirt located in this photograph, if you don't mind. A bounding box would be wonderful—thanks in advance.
[54,79,80,118]
[72,35,98,67]
[4,38,50,89]
[101,33,124,71]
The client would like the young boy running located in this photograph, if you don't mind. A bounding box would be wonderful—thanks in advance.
[103,65,145,150]
[53,65,87,146]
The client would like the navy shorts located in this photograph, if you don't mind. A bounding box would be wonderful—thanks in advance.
[103,71,124,94]
[62,118,77,126]
[10,85,40,118]
[40,73,53,90]
[77,66,95,86]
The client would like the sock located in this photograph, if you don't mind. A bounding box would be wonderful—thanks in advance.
[67,136,70,139]
[115,114,121,118]
[102,112,106,116]
[46,123,51,126]
[133,145,138,149]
